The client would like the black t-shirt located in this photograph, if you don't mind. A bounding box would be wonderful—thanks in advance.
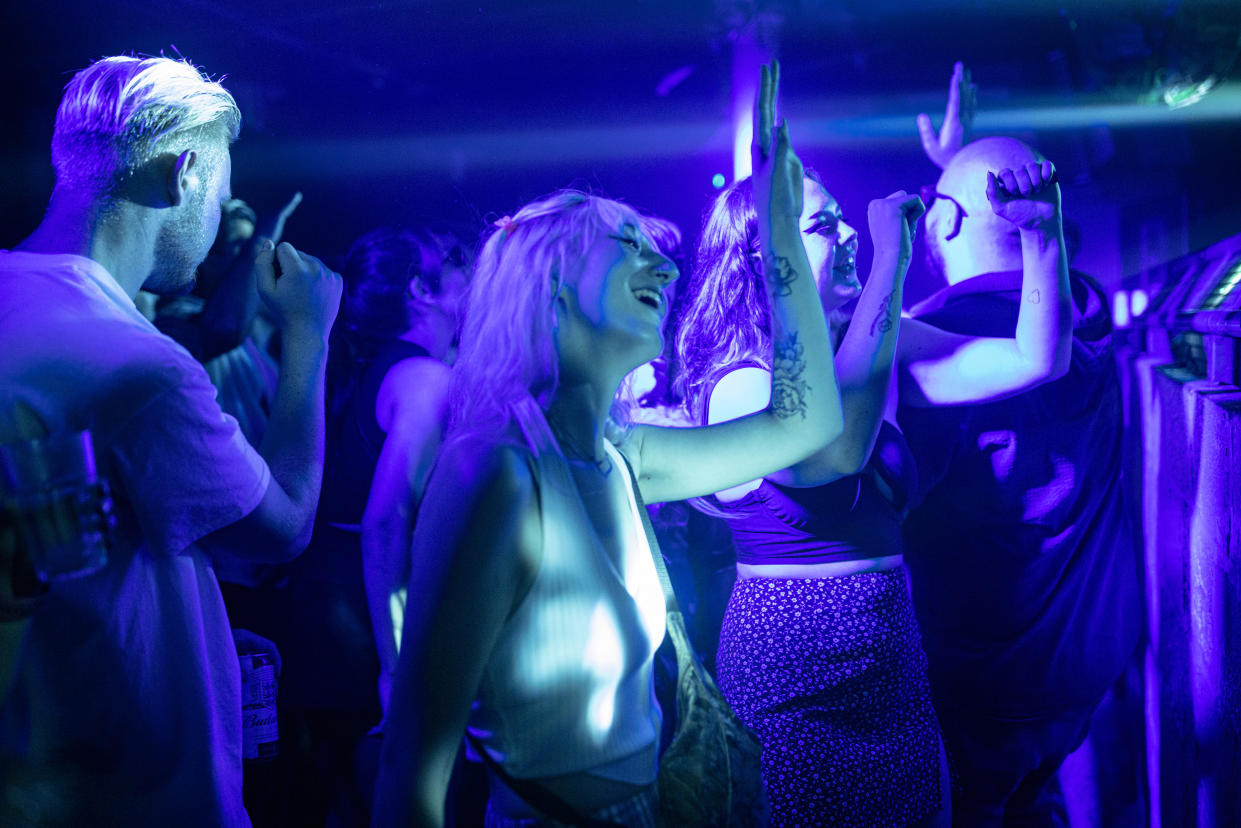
[898,270,1140,719]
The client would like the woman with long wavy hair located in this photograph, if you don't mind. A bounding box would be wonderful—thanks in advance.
[674,156,1069,826]
[373,64,845,827]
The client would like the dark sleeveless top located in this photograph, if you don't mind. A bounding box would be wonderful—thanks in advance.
[288,339,432,586]
[321,339,433,531]
[706,364,918,566]
[266,339,433,713]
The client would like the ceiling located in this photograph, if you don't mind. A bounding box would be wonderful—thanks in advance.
[4,0,1240,294]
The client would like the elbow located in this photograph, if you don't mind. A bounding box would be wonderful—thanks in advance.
[1051,348,1071,382]
[834,445,869,478]
[283,519,316,562]
[265,509,317,563]
[1039,341,1073,386]
[821,439,869,481]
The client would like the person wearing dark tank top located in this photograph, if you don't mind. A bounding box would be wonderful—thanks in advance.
[265,226,468,826]
[675,135,1071,826]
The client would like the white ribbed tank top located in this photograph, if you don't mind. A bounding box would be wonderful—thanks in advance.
[466,398,667,782]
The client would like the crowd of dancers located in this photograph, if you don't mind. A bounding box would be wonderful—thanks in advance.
[0,53,1138,828]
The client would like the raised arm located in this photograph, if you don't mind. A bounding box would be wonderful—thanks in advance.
[203,240,342,560]
[625,62,844,504]
[361,356,451,715]
[707,191,924,497]
[898,161,1072,407]
[780,192,923,483]
[197,193,302,360]
[917,61,976,171]
[371,438,540,828]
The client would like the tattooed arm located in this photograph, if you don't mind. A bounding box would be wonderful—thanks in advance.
[622,61,844,505]
[899,160,1071,407]
[781,192,923,483]
[706,192,923,498]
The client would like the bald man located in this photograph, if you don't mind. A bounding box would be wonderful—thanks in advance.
[897,136,1140,825]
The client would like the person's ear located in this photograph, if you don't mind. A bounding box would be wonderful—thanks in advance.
[407,275,430,302]
[167,150,198,207]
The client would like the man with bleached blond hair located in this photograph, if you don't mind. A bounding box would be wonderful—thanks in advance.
[0,55,341,824]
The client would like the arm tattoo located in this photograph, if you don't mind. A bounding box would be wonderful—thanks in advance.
[768,254,798,297]
[771,332,810,420]
[1027,288,1041,304]
[869,290,897,336]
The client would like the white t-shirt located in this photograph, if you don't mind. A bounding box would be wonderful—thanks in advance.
[0,251,271,826]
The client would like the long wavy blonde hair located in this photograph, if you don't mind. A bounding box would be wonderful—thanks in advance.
[449,189,678,440]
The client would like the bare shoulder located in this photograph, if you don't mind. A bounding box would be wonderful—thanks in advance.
[376,356,451,431]
[424,433,540,564]
[382,355,451,390]
[435,431,532,490]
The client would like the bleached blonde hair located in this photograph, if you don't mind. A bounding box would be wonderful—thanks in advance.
[450,189,678,440]
[51,55,241,194]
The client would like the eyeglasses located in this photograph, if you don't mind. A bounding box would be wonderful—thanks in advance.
[919,186,968,241]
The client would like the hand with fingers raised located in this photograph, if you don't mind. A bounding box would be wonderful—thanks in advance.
[917,61,977,170]
[751,60,805,232]
[986,160,1061,233]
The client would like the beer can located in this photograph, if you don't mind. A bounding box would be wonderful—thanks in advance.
[241,652,278,760]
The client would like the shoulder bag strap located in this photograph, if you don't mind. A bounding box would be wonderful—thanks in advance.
[463,732,624,828]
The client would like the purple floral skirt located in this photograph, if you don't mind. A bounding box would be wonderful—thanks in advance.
[716,567,942,827]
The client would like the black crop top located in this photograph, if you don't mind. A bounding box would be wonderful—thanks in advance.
[706,364,918,566]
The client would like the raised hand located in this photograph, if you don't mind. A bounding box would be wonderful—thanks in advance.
[867,190,926,267]
[255,240,343,340]
[986,160,1061,232]
[917,61,976,170]
[751,60,804,229]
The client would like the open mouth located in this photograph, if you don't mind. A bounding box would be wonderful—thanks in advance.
[832,242,858,275]
[632,286,664,315]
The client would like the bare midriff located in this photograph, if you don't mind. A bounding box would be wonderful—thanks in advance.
[736,553,904,581]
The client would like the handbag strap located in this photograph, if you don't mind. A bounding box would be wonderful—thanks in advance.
[610,445,681,616]
[464,731,625,828]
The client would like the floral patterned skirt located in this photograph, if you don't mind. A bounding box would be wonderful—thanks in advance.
[716,567,942,827]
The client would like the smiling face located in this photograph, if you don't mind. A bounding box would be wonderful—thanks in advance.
[556,216,679,377]
[801,178,860,314]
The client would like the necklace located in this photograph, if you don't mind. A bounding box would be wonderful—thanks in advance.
[546,415,612,477]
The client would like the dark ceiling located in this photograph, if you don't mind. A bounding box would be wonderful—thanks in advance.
[4,0,1241,300]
